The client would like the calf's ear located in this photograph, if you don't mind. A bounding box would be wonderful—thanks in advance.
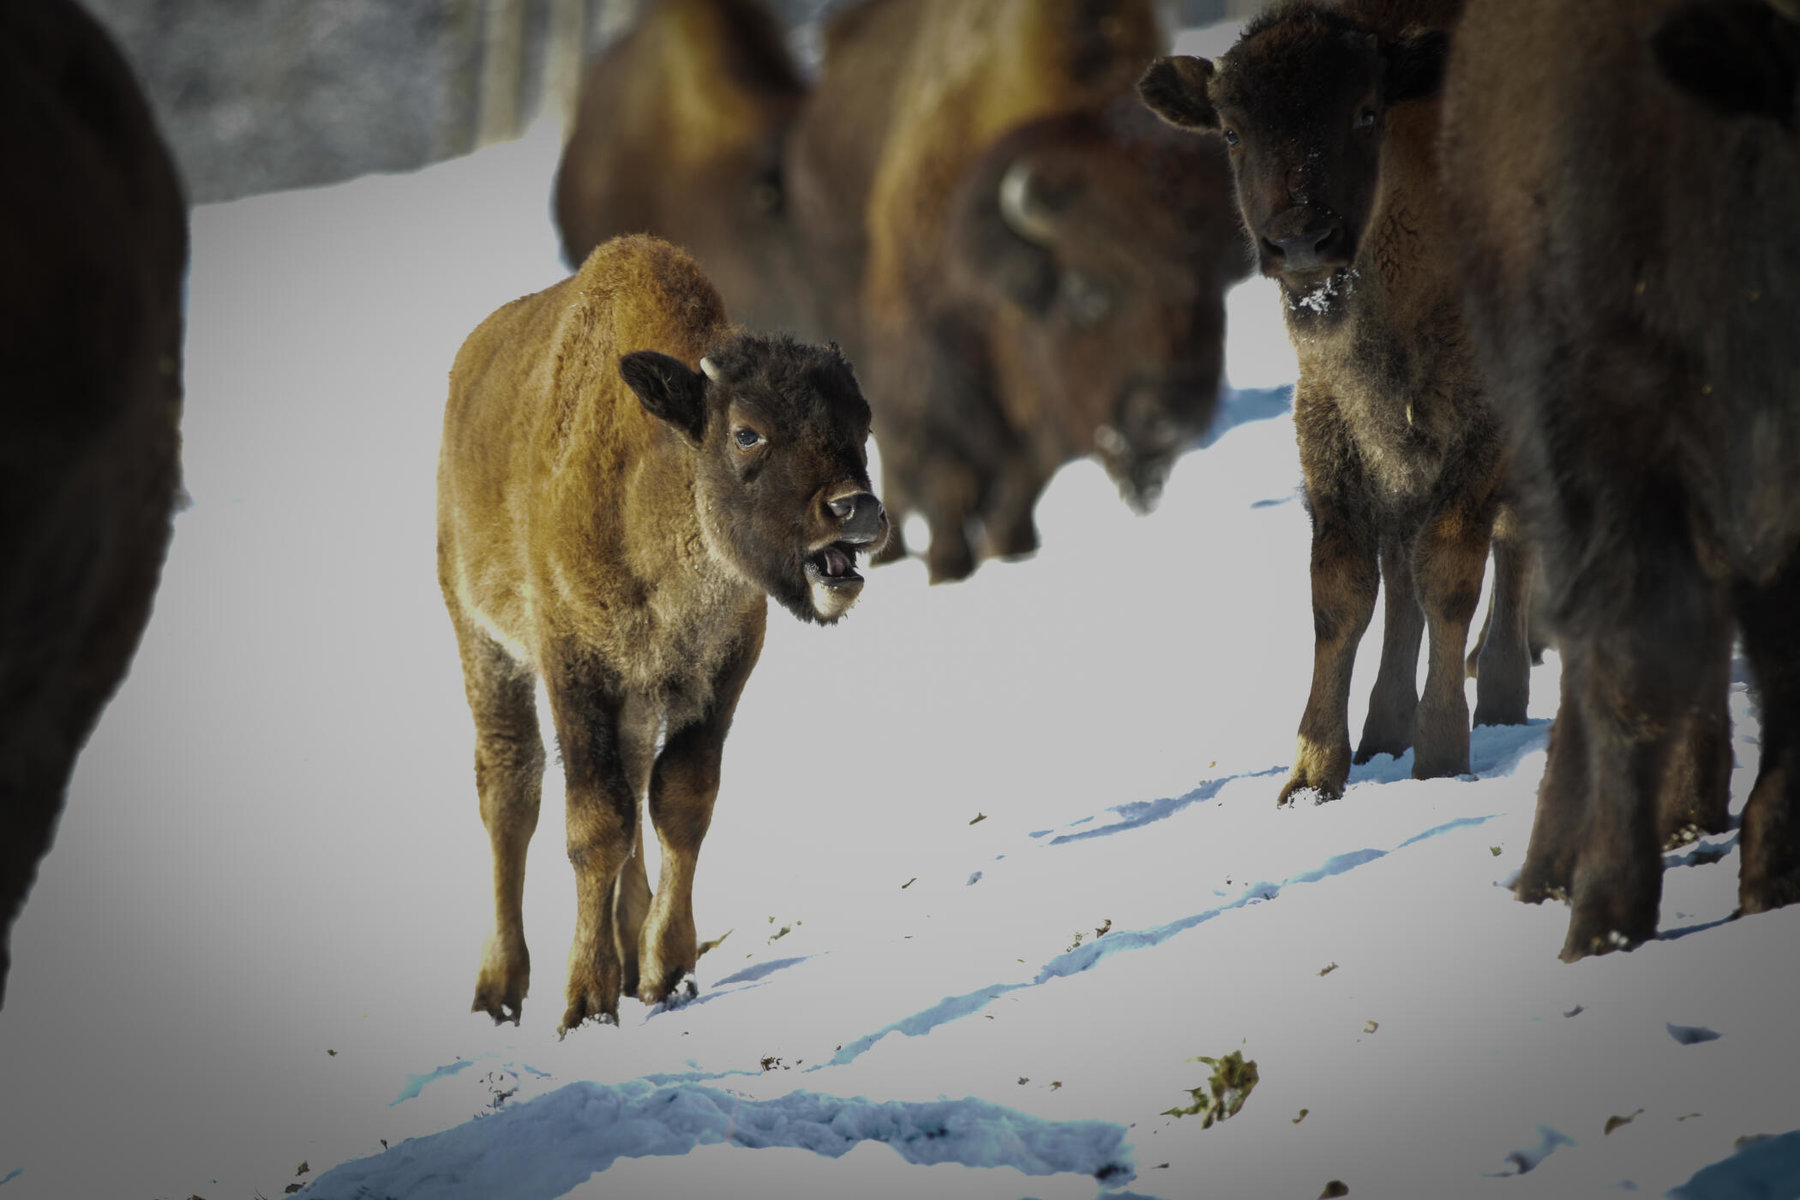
[1138,56,1220,130]
[1385,27,1449,103]
[619,350,707,444]
[1652,0,1797,127]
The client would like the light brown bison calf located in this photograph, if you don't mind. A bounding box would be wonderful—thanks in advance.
[1140,0,1533,805]
[1442,0,1799,958]
[438,235,886,1030]
[1,0,187,1006]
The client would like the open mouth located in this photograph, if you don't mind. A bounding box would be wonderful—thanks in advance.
[804,541,865,588]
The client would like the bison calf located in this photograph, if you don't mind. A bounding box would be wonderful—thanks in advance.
[1140,0,1532,805]
[1,0,187,1006]
[1442,0,1799,958]
[438,235,886,1030]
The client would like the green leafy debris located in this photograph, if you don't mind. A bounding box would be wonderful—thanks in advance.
[1163,1050,1259,1128]
[1605,1109,1644,1135]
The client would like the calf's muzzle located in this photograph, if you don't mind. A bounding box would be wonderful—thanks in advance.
[827,491,886,545]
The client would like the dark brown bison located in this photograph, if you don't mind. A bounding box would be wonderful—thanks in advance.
[789,0,1251,582]
[552,0,812,337]
[1441,0,1799,959]
[1140,0,1533,805]
[0,0,187,1006]
[438,234,886,1030]
[873,100,1251,580]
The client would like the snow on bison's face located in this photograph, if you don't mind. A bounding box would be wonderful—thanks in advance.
[620,335,888,624]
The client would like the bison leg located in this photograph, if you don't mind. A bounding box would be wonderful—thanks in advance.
[1410,494,1492,780]
[1279,490,1379,804]
[1517,664,1587,904]
[1558,560,1730,960]
[1356,533,1423,763]
[638,646,754,1004]
[614,822,652,1000]
[1737,559,1800,915]
[982,449,1050,562]
[544,657,636,1033]
[919,459,981,584]
[452,616,545,1026]
[1655,649,1733,847]
[1471,516,1533,728]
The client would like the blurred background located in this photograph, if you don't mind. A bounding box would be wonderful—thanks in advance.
[84,0,1259,204]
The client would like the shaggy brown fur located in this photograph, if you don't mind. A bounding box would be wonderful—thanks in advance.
[552,0,811,336]
[438,235,886,1030]
[1441,0,1799,959]
[0,0,187,1007]
[1141,0,1531,804]
[790,0,1251,581]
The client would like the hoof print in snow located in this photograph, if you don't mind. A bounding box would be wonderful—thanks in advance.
[1485,1126,1575,1177]
[1667,1022,1722,1045]
[1163,1050,1258,1129]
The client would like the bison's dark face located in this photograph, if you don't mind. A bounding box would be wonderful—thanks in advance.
[619,336,888,625]
[953,107,1253,511]
[1139,10,1448,327]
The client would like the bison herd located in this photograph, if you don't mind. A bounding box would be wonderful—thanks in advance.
[1,0,1795,1023]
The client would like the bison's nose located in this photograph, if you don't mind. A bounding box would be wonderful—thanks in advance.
[1264,223,1344,272]
[828,491,885,544]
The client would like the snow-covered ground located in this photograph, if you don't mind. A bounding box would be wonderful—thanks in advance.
[3,102,1798,1200]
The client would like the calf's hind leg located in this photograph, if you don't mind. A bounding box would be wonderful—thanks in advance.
[452,617,545,1025]
[1357,533,1423,764]
[1471,514,1533,728]
[1411,493,1493,779]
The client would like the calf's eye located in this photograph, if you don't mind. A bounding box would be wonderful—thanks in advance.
[1355,109,1376,132]
[1223,127,1240,147]
[734,428,763,449]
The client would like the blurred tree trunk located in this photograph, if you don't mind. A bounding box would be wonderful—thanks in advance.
[476,0,527,147]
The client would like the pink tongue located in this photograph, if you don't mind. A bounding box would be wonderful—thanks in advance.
[823,546,851,577]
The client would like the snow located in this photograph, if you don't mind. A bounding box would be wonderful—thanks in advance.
[2,108,1797,1200]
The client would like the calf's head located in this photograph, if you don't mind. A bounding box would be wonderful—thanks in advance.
[1139,4,1448,322]
[620,335,888,624]
[953,107,1252,510]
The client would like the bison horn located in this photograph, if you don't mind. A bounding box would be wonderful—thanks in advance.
[998,158,1066,247]
[700,357,721,382]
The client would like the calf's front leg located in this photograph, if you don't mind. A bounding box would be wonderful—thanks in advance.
[545,657,637,1032]
[638,644,756,1003]
[1280,486,1379,804]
